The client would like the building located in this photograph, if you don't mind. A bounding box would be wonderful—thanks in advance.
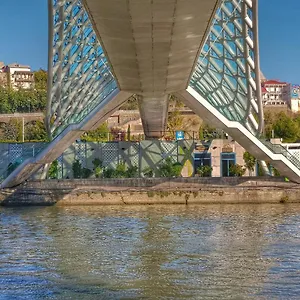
[194,139,255,177]
[261,79,289,107]
[288,84,300,113]
[261,79,300,113]
[3,63,34,90]
[0,62,8,87]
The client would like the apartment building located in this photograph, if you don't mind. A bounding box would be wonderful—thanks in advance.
[261,79,289,107]
[1,63,34,90]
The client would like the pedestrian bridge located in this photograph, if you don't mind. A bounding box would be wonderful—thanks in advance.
[2,0,300,188]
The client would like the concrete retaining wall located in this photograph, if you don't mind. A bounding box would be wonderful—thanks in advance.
[1,177,299,206]
[21,176,287,189]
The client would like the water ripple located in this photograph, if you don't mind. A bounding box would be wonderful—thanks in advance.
[0,204,300,299]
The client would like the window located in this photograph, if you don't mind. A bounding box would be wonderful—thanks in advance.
[221,153,236,177]
[194,152,212,175]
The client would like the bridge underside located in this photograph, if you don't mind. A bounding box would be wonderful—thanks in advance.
[84,0,219,137]
[1,0,300,188]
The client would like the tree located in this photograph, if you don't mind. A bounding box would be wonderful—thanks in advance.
[0,76,47,114]
[25,120,48,141]
[243,152,257,176]
[199,122,222,139]
[0,87,10,113]
[167,109,183,133]
[34,69,47,90]
[273,112,298,142]
[198,125,204,140]
[48,160,59,179]
[0,119,22,141]
[81,122,109,142]
[110,127,126,141]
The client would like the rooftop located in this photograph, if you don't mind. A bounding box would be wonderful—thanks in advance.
[7,63,31,69]
[261,86,268,94]
[263,79,287,85]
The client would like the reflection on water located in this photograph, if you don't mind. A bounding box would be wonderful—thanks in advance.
[1,204,300,299]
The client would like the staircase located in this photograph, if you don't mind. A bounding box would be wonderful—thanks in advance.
[178,87,300,183]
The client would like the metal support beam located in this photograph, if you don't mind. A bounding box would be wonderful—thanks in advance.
[1,90,132,188]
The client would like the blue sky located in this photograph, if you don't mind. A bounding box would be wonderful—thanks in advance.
[0,0,299,83]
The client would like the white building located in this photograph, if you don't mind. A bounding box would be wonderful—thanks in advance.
[4,63,34,90]
[261,79,289,107]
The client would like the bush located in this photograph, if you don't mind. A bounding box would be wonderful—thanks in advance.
[72,160,92,178]
[115,162,127,178]
[81,123,109,142]
[158,157,182,177]
[82,167,92,179]
[92,158,103,178]
[72,160,82,179]
[103,168,115,178]
[142,167,154,178]
[126,165,138,178]
[243,152,256,175]
[94,166,102,178]
[197,165,212,177]
[229,164,246,177]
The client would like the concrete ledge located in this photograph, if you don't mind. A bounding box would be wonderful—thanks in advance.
[0,177,299,206]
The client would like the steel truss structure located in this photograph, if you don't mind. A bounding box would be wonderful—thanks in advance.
[189,0,263,136]
[47,0,118,139]
[47,0,263,140]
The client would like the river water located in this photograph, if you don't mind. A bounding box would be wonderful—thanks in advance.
[0,204,300,299]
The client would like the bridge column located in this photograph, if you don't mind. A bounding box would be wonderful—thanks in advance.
[138,94,169,139]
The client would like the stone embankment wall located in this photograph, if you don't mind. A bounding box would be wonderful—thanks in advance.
[1,177,299,207]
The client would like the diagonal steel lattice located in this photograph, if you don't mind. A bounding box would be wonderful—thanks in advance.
[46,0,118,139]
[189,0,263,136]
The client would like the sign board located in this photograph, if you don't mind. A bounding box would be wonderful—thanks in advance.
[175,131,184,140]
[222,143,233,153]
[291,84,300,99]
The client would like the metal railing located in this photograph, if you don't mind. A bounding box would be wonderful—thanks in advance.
[260,139,300,170]
[0,143,48,183]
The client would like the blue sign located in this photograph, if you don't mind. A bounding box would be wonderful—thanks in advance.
[175,131,184,140]
[291,84,300,99]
